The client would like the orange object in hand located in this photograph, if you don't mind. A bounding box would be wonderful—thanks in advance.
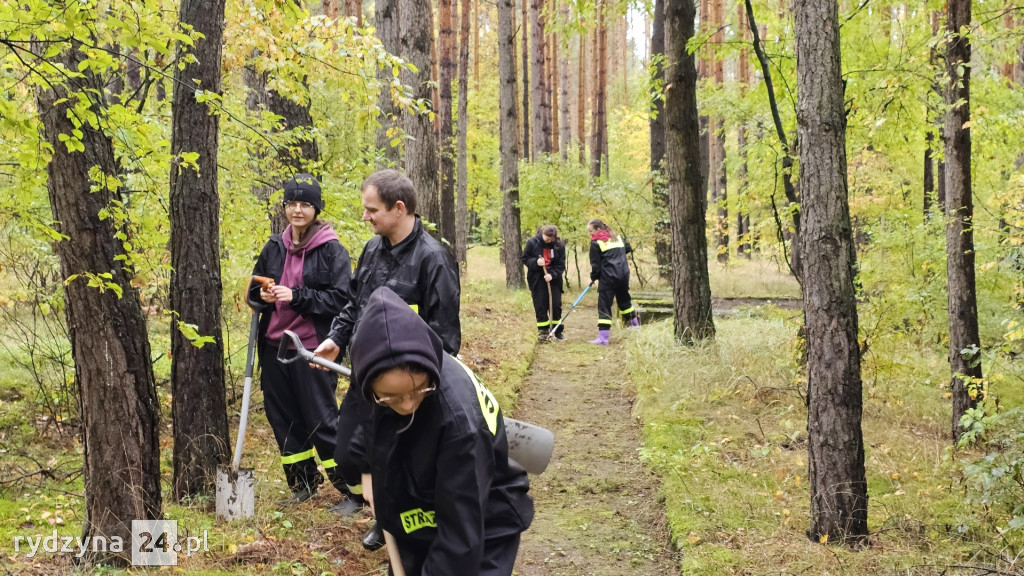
[253,275,275,292]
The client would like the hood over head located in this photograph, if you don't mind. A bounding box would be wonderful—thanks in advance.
[350,286,444,403]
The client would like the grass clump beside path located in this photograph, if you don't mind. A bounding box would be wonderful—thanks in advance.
[625,306,1020,574]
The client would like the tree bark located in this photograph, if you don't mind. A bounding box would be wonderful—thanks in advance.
[549,27,560,155]
[401,0,440,225]
[439,0,458,247]
[521,0,531,159]
[344,0,361,25]
[665,0,715,343]
[944,0,982,442]
[35,39,161,567]
[711,0,728,262]
[529,0,549,157]
[499,0,525,287]
[169,0,230,500]
[795,0,868,544]
[650,0,670,278]
[376,0,402,168]
[244,60,319,235]
[737,1,752,258]
[590,2,607,178]
[456,0,472,265]
[577,32,587,165]
[559,1,571,158]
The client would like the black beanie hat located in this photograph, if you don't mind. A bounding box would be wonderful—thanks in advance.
[283,174,324,212]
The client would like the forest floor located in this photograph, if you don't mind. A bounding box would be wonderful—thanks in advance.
[511,318,680,576]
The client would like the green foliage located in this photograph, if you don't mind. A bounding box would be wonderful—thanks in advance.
[960,405,1024,538]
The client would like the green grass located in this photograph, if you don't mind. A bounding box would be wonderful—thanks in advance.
[625,312,1021,574]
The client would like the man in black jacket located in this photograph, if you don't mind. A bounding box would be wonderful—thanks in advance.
[313,169,461,530]
[350,286,532,576]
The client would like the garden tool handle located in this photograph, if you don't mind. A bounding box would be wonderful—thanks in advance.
[277,330,352,377]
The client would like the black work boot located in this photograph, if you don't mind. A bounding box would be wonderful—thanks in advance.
[362,521,385,551]
[328,491,367,516]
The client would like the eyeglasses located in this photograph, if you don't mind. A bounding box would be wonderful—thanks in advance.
[284,200,315,211]
[372,381,437,407]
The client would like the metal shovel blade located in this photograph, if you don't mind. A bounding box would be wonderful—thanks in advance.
[216,465,255,522]
[505,418,555,474]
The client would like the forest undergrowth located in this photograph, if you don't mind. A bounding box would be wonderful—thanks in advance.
[1,248,1023,575]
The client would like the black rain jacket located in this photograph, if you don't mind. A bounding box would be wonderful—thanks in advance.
[350,287,533,576]
[327,217,461,356]
[589,234,632,287]
[248,232,352,348]
[520,231,566,292]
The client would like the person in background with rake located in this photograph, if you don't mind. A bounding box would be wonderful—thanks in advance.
[587,218,640,345]
[521,225,566,341]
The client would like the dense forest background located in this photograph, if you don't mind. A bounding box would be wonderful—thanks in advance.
[2,0,1024,572]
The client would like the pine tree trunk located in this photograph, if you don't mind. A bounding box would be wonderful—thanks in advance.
[498,0,525,287]
[944,0,982,442]
[577,32,587,165]
[590,3,607,178]
[456,0,471,265]
[35,39,162,567]
[322,0,337,18]
[169,0,230,500]
[439,0,458,247]
[550,28,560,155]
[711,0,728,262]
[521,0,531,159]
[795,0,868,544]
[529,0,548,157]
[665,0,715,343]
[245,60,319,234]
[650,0,670,278]
[737,1,751,258]
[344,0,361,24]
[401,0,440,224]
[473,0,480,88]
[376,0,402,167]
[924,130,935,215]
[559,0,571,158]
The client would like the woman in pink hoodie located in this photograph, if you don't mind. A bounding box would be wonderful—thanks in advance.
[248,174,355,511]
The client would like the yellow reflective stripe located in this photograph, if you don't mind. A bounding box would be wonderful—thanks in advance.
[537,320,551,327]
[400,508,437,534]
[281,448,316,465]
[453,357,499,435]
[596,239,624,252]
[321,459,337,469]
[347,484,363,495]
[620,307,634,315]
[409,304,419,313]
[598,319,613,326]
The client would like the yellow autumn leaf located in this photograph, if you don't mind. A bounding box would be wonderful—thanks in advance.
[820,533,829,544]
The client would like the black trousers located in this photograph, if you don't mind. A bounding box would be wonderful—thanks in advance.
[596,282,635,330]
[333,380,374,488]
[396,533,522,576]
[260,342,345,493]
[530,280,563,334]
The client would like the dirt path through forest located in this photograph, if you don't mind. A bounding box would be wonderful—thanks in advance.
[511,312,680,576]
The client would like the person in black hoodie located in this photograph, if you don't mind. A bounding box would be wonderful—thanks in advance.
[248,174,353,508]
[349,286,533,576]
[587,218,639,345]
[312,169,461,536]
[521,225,566,341]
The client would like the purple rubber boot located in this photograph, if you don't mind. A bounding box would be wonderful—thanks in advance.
[629,316,641,328]
[589,329,610,345]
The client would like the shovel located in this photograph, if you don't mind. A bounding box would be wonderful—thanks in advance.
[215,286,262,522]
[276,330,555,473]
